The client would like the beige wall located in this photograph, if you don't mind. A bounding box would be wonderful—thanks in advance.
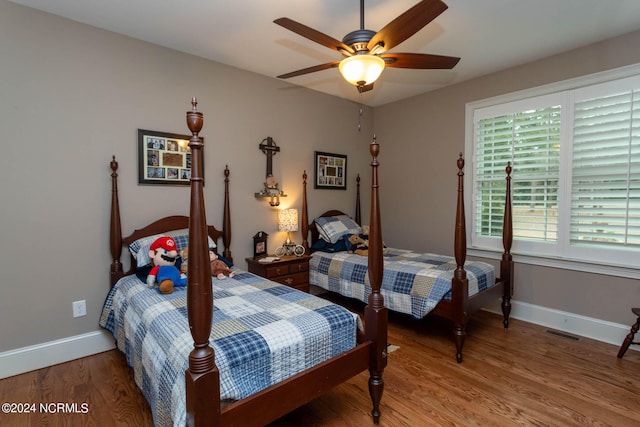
[375,30,640,326]
[0,0,374,353]
[2,0,640,357]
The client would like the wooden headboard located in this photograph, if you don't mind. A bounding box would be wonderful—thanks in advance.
[108,162,232,286]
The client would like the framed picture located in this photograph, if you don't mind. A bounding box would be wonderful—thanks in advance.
[314,151,347,190]
[138,129,203,186]
[252,231,269,259]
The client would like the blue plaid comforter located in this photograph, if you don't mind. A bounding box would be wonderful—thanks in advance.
[100,271,359,426]
[310,248,496,319]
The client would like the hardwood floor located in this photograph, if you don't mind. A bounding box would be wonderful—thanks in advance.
[1,301,639,426]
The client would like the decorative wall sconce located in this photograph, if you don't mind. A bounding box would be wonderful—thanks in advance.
[255,136,286,206]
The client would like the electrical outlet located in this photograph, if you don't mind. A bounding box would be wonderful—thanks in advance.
[72,300,86,318]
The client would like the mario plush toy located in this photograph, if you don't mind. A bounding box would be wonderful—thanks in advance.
[146,236,187,294]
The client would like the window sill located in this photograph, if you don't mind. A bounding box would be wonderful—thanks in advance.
[468,247,640,280]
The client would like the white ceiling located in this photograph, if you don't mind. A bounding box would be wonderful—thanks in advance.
[10,0,640,106]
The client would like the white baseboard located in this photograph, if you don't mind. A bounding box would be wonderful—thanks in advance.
[484,299,636,350]
[0,330,116,379]
[1,301,636,379]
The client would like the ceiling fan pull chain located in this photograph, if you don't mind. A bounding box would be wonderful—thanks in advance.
[357,93,363,132]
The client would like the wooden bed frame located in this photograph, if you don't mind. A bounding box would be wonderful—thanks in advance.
[301,150,514,364]
[108,99,388,426]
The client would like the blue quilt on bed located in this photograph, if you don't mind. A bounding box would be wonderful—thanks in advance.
[100,271,359,426]
[310,248,496,319]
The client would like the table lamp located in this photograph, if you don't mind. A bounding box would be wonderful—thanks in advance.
[278,208,298,255]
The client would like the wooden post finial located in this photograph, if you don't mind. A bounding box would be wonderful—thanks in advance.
[187,99,203,137]
[110,155,118,173]
[370,135,379,160]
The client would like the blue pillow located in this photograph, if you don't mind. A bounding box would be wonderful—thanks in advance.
[311,234,350,253]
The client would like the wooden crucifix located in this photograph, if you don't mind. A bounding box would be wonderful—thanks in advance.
[259,136,281,194]
[259,137,280,182]
[257,136,285,206]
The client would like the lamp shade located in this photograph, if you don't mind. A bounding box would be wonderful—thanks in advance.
[278,208,298,232]
[338,54,385,86]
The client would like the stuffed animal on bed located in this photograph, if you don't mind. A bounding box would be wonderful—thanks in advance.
[179,247,189,275]
[180,246,235,280]
[209,249,235,280]
[146,236,187,294]
[348,234,369,256]
[348,226,388,256]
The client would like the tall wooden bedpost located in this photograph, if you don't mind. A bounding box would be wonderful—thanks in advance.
[184,98,220,426]
[365,136,387,424]
[501,163,514,329]
[222,165,232,263]
[452,153,469,363]
[355,174,362,225]
[109,156,124,285]
[301,170,310,254]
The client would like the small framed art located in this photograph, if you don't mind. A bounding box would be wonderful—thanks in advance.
[314,151,347,190]
[252,231,269,259]
[138,129,203,185]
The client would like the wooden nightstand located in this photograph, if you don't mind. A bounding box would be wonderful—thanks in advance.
[246,255,310,292]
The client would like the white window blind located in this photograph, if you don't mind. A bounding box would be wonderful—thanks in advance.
[468,69,640,271]
[571,90,640,250]
[475,106,561,242]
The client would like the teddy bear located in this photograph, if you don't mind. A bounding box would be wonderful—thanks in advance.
[180,246,235,280]
[348,234,369,256]
[348,226,388,256]
[147,236,187,294]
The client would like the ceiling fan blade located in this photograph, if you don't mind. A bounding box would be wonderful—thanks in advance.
[367,0,448,54]
[277,61,341,79]
[381,53,460,69]
[274,18,355,56]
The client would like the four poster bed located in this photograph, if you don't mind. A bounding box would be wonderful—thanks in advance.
[301,148,514,363]
[101,99,388,426]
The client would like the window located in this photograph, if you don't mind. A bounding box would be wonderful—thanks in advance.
[466,66,640,274]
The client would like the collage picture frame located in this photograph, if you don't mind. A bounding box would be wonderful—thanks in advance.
[314,151,347,190]
[138,129,203,186]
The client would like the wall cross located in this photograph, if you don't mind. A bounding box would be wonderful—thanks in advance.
[259,136,280,178]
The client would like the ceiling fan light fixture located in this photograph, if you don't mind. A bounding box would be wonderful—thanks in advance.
[338,54,385,87]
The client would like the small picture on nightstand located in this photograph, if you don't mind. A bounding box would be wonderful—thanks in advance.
[253,231,268,259]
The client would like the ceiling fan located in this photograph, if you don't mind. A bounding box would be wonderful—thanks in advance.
[274,0,460,93]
